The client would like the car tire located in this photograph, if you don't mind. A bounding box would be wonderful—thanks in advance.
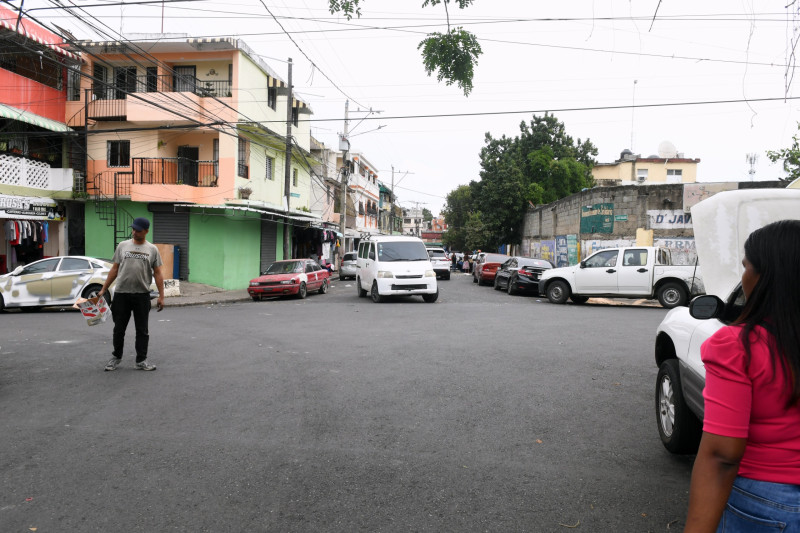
[319,279,329,294]
[546,280,570,304]
[570,295,589,304]
[422,290,439,303]
[656,359,702,454]
[493,276,501,290]
[251,295,260,302]
[444,272,450,280]
[0,293,4,312]
[657,282,688,309]
[356,277,367,298]
[82,284,103,300]
[507,275,518,295]
[297,282,307,299]
[371,281,383,303]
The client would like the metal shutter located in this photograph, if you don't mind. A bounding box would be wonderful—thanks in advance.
[152,211,189,280]
[260,220,278,271]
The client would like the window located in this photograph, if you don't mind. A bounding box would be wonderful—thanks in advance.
[67,66,81,101]
[268,87,277,110]
[666,169,683,184]
[622,249,648,267]
[291,106,299,127]
[636,169,648,182]
[113,66,137,99]
[21,258,60,275]
[292,168,298,187]
[585,250,618,268]
[213,139,219,175]
[266,156,274,180]
[145,67,158,92]
[237,138,248,178]
[107,140,130,167]
[59,258,90,271]
[93,64,108,100]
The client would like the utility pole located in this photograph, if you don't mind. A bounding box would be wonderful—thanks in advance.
[283,58,293,260]
[338,100,350,252]
[391,165,395,235]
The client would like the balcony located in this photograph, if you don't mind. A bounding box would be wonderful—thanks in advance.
[0,153,75,198]
[88,75,233,121]
[132,158,219,187]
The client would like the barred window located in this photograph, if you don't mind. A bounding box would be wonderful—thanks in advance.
[107,140,130,167]
[266,156,274,181]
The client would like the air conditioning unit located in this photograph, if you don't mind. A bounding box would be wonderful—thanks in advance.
[637,175,647,184]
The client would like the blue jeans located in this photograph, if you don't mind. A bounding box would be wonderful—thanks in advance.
[716,476,800,532]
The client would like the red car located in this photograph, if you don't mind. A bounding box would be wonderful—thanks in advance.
[248,259,330,300]
[473,253,510,286]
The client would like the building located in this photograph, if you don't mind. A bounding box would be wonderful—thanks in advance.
[378,182,401,235]
[592,147,700,187]
[0,5,83,273]
[402,207,425,236]
[420,217,447,246]
[65,36,322,288]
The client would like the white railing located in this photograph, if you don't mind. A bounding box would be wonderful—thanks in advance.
[0,154,74,193]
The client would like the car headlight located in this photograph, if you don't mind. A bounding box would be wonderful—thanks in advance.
[377,271,394,278]
[424,270,436,277]
[280,278,297,285]
[250,281,259,286]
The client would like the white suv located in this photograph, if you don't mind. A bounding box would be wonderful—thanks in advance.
[654,188,800,454]
[426,247,451,280]
[356,236,438,303]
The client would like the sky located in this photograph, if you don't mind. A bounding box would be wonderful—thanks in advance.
[13,0,800,215]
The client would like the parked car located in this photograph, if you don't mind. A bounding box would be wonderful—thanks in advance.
[0,256,117,312]
[355,235,438,303]
[539,246,703,308]
[473,253,510,285]
[654,188,800,454]
[248,259,330,300]
[339,251,358,280]
[493,257,554,295]
[426,247,451,280]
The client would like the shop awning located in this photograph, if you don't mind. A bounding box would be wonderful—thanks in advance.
[0,6,82,63]
[0,193,63,221]
[0,103,72,132]
[174,203,321,226]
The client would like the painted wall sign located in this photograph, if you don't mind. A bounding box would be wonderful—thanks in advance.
[580,203,614,234]
[654,238,698,266]
[648,210,693,229]
[555,235,569,267]
[0,194,63,220]
[614,214,628,221]
[540,240,556,263]
[567,235,579,265]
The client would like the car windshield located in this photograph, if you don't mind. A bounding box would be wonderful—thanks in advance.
[265,261,303,274]
[520,259,552,269]
[428,250,446,258]
[378,241,430,261]
[344,253,356,261]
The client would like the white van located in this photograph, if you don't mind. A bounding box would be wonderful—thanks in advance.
[356,236,439,303]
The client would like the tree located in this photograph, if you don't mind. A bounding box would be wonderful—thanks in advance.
[443,113,596,251]
[329,0,482,96]
[441,184,472,251]
[422,207,434,222]
[767,125,800,182]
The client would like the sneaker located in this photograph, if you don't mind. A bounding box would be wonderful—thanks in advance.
[104,357,121,371]
[135,361,157,371]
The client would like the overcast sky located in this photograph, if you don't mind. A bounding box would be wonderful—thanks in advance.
[17,0,800,215]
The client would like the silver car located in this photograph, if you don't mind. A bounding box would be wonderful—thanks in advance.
[339,251,357,280]
[0,256,112,312]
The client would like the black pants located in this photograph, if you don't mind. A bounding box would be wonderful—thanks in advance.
[111,292,151,363]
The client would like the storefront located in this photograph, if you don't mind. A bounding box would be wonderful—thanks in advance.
[0,193,65,273]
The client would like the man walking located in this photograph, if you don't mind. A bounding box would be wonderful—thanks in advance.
[98,217,165,371]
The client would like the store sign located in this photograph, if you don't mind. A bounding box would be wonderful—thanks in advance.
[580,203,615,234]
[0,194,63,220]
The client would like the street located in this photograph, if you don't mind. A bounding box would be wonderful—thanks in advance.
[1,274,694,532]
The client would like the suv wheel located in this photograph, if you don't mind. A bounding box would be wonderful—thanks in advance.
[422,290,438,303]
[356,277,367,298]
[546,280,570,304]
[656,359,702,454]
[657,282,688,309]
[371,281,383,303]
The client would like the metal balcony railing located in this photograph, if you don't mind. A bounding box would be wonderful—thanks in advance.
[91,75,233,100]
[132,158,219,187]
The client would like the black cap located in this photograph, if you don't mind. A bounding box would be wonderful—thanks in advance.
[131,217,150,231]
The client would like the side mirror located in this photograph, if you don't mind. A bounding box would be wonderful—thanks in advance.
[368,251,375,260]
[689,294,725,320]
[579,261,586,269]
[11,266,23,275]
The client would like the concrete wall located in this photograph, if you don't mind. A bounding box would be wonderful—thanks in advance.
[522,182,785,266]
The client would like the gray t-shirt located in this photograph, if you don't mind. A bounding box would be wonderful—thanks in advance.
[112,239,163,294]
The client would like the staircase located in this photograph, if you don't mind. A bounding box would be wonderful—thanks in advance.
[87,170,135,249]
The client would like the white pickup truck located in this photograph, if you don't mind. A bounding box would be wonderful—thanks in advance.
[538,246,703,308]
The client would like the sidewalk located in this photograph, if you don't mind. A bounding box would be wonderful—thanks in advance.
[164,282,251,307]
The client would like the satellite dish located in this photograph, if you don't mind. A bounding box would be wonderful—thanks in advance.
[658,141,678,158]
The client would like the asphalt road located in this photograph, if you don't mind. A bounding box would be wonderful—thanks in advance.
[1,273,695,532]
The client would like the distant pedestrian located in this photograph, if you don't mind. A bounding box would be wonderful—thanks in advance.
[462,256,470,273]
[98,217,165,372]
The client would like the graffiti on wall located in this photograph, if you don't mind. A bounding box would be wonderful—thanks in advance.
[580,203,614,234]
[531,241,541,258]
[683,183,733,212]
[555,236,568,267]
[567,235,579,265]
[654,238,697,265]
[648,210,693,229]
[540,240,556,263]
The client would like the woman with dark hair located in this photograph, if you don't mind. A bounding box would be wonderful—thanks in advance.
[685,219,800,532]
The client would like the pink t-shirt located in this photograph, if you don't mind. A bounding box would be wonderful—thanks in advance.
[702,325,800,484]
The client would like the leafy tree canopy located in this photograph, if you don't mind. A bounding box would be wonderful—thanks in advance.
[767,124,800,182]
[329,0,481,96]
[422,208,434,222]
[442,113,597,251]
